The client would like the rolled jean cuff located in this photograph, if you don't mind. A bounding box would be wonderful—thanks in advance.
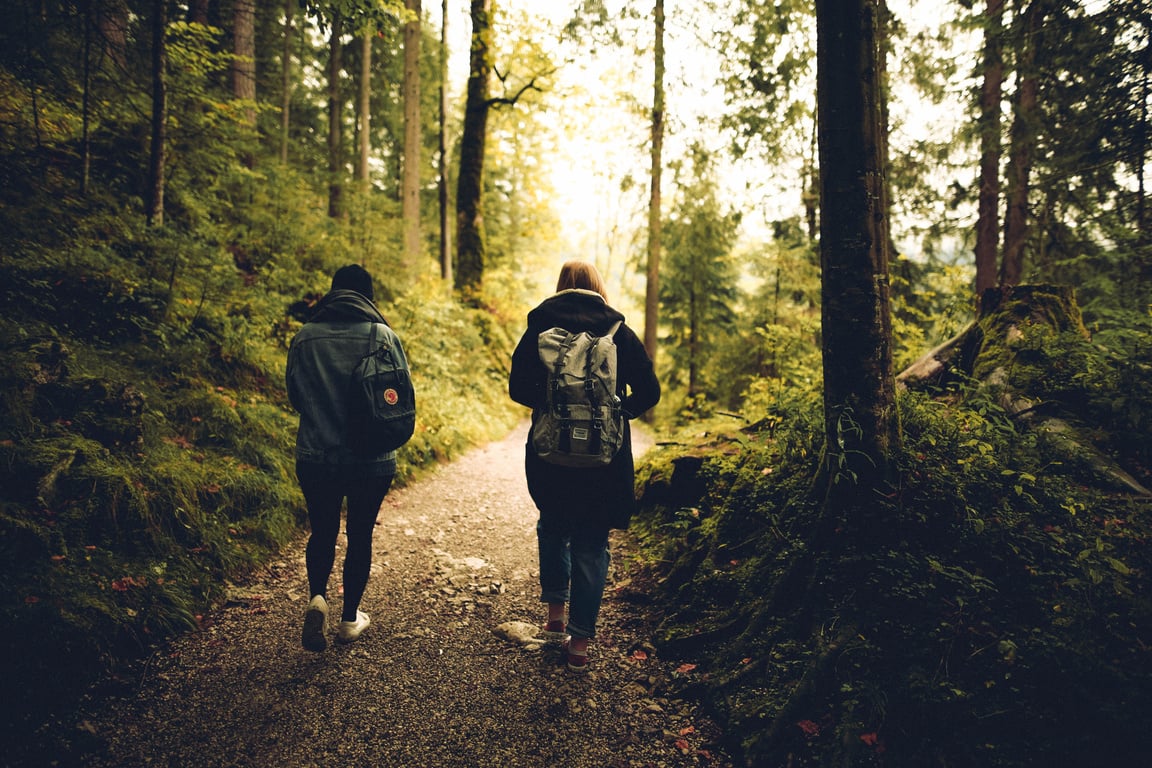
[566,619,594,640]
[539,590,569,604]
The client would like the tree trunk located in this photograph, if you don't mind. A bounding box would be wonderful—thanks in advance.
[815,0,899,509]
[187,0,209,25]
[455,0,492,297]
[97,0,129,72]
[403,0,423,267]
[328,13,345,219]
[357,29,372,191]
[975,0,1005,296]
[80,0,92,196]
[644,0,665,365]
[146,0,167,228]
[439,0,452,283]
[1001,0,1047,288]
[280,0,293,165]
[232,0,256,127]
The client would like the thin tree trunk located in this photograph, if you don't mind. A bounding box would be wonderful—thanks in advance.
[328,13,345,219]
[80,0,92,196]
[357,29,372,191]
[975,0,1004,297]
[1001,0,1046,287]
[439,0,452,283]
[803,115,818,242]
[403,0,423,267]
[644,0,665,365]
[280,0,293,165]
[455,0,492,297]
[1138,39,1149,244]
[146,0,167,228]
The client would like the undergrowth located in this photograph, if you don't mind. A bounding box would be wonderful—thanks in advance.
[0,193,521,739]
[632,342,1152,767]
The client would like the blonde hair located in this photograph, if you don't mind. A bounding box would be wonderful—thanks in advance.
[555,260,608,301]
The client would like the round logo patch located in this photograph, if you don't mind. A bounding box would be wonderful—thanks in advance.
[383,388,400,406]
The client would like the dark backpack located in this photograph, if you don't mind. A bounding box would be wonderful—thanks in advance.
[346,322,416,454]
[531,320,624,467]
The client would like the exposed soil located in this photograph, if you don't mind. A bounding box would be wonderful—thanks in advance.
[35,422,733,768]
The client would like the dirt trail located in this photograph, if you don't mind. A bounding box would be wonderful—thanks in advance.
[60,422,733,768]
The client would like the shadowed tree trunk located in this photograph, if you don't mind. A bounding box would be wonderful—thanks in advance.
[455,0,492,297]
[1001,0,1047,287]
[814,0,899,509]
[975,0,1005,296]
[187,0,209,25]
[146,0,167,228]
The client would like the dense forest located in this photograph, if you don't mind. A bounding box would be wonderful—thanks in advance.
[1,0,1151,766]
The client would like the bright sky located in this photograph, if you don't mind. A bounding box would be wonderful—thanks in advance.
[426,0,968,296]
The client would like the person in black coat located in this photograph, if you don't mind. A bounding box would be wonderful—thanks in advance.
[509,261,660,672]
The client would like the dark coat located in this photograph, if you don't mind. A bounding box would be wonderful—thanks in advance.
[509,289,661,530]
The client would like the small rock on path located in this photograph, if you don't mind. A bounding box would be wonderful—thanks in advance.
[64,422,733,768]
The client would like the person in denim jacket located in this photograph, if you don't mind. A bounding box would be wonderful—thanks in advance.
[287,264,407,652]
[509,261,660,672]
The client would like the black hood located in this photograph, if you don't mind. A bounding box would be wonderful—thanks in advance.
[526,289,625,335]
[308,289,389,325]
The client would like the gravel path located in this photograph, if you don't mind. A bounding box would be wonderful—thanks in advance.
[63,422,733,768]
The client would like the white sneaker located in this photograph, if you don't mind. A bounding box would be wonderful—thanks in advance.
[302,595,328,652]
[336,610,370,644]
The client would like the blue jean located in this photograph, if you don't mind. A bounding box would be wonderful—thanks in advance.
[537,520,610,640]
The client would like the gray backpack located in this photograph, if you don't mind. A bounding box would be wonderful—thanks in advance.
[531,320,624,467]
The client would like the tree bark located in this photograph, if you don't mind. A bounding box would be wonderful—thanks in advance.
[280,0,293,165]
[644,0,665,365]
[187,0,209,25]
[975,0,1005,296]
[146,0,167,228]
[357,29,372,191]
[403,0,423,267]
[439,0,453,283]
[328,13,345,219]
[814,0,899,507]
[232,0,256,126]
[97,0,129,72]
[81,0,92,196]
[1001,0,1047,288]
[455,0,492,297]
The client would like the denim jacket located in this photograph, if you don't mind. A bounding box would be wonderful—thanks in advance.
[286,291,405,476]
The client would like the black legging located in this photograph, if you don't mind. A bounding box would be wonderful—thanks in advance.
[297,466,393,622]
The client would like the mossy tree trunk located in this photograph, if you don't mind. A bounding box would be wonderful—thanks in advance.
[814,0,899,524]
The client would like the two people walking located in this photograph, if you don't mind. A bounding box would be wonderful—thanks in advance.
[287,261,659,672]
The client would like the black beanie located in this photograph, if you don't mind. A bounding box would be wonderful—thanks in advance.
[330,264,375,301]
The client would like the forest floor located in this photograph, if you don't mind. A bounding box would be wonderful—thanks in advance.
[22,422,733,768]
